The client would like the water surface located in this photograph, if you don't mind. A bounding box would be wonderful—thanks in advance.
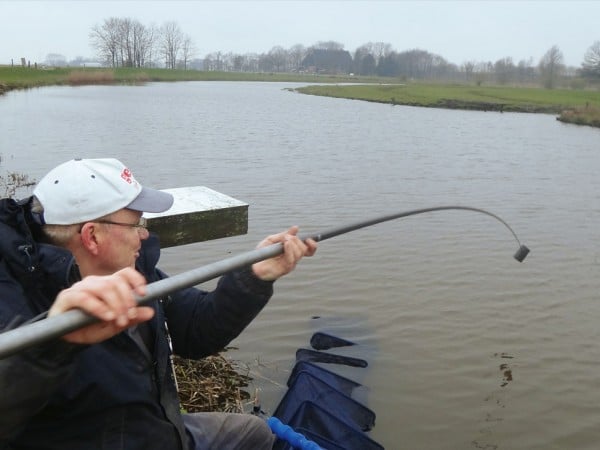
[2,82,600,449]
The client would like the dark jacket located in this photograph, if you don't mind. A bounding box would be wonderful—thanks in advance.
[0,197,274,449]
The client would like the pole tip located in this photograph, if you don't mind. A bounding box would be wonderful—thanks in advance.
[514,245,530,262]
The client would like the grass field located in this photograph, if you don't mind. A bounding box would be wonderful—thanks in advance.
[293,83,600,114]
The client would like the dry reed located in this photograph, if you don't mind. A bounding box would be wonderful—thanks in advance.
[174,354,253,413]
[558,106,600,128]
[67,70,116,85]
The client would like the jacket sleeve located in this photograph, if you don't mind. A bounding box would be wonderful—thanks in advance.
[0,328,80,440]
[161,266,274,359]
[0,268,81,440]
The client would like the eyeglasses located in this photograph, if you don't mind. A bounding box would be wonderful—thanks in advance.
[95,217,148,230]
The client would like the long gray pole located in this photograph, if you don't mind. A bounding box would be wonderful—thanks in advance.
[0,206,529,359]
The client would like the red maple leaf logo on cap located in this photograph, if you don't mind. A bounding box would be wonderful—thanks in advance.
[121,168,133,184]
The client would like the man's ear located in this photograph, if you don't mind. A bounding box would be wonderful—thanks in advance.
[79,222,101,256]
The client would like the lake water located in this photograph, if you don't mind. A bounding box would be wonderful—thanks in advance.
[2,82,600,449]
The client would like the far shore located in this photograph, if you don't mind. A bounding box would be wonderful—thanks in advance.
[1,66,599,128]
[0,66,377,92]
[293,84,600,128]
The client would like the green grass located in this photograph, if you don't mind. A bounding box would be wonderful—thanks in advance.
[0,66,74,89]
[293,83,600,115]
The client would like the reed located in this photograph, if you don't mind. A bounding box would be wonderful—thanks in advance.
[67,70,116,85]
[174,354,252,413]
[557,106,600,127]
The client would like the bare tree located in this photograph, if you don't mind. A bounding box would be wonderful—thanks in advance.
[494,57,515,85]
[118,18,135,67]
[268,46,289,72]
[471,61,493,86]
[243,53,260,72]
[90,17,122,67]
[231,54,244,72]
[161,21,184,69]
[180,34,195,70]
[288,44,307,72]
[221,52,236,71]
[354,46,376,75]
[130,20,155,67]
[358,42,393,65]
[393,49,444,79]
[203,53,215,71]
[516,58,536,84]
[213,51,223,71]
[539,45,564,89]
[90,18,156,67]
[581,41,600,79]
[462,61,476,81]
[204,52,224,71]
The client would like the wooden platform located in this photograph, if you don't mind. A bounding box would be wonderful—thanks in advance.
[143,186,248,248]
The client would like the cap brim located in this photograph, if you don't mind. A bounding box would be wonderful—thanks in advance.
[126,187,174,213]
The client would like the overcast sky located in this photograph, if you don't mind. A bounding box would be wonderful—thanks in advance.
[1,0,598,67]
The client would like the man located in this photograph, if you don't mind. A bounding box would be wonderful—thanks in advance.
[0,158,317,449]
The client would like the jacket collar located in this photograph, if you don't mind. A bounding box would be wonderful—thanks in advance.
[0,197,78,290]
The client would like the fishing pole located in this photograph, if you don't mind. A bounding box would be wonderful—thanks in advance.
[0,205,529,359]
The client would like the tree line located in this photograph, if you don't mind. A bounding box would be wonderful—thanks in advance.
[204,41,600,89]
[44,17,600,89]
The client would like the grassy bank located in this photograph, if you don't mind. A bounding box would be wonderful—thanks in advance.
[293,83,600,113]
[0,66,377,93]
[293,83,600,128]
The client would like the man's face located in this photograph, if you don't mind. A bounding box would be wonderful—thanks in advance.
[93,208,149,274]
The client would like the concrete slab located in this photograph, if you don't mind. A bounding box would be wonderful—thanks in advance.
[144,186,248,248]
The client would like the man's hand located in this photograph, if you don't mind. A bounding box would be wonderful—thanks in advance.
[251,226,317,281]
[48,268,154,344]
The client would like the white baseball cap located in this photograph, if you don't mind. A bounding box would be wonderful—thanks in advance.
[33,158,174,225]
